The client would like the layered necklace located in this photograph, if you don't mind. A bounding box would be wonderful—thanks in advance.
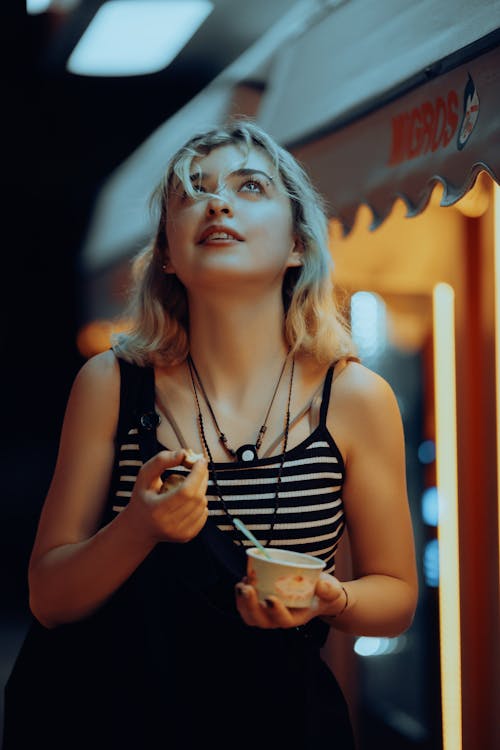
[187,353,295,545]
[187,352,290,463]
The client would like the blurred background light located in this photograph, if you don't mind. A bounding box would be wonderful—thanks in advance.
[350,291,387,362]
[418,438,436,464]
[67,0,214,77]
[27,0,80,13]
[27,0,52,13]
[423,538,439,587]
[421,486,439,527]
[76,318,131,358]
[433,282,461,750]
[494,183,500,590]
[354,635,407,657]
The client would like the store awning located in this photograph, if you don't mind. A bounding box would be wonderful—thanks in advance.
[81,0,500,269]
[287,42,500,234]
[254,0,500,235]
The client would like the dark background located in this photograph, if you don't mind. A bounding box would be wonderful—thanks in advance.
[1,0,296,732]
[4,0,296,605]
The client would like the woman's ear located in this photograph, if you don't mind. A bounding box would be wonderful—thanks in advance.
[162,256,175,274]
[287,237,304,268]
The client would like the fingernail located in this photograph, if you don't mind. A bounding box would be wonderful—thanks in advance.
[264,598,275,609]
[236,584,247,597]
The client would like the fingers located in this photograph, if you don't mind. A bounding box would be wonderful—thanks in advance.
[141,478,208,544]
[131,451,209,544]
[139,450,208,497]
[154,463,209,527]
[315,572,342,599]
[180,456,209,497]
[258,596,297,628]
[156,457,209,520]
[314,573,347,615]
[235,584,279,628]
[235,584,312,629]
[169,501,209,543]
[138,450,186,492]
[234,572,348,630]
[160,483,208,529]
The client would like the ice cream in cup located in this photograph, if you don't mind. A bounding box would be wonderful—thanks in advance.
[246,547,326,608]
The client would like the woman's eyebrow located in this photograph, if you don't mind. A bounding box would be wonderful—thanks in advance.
[187,168,274,183]
[230,168,274,182]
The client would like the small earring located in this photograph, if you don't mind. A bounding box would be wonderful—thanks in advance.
[162,264,167,271]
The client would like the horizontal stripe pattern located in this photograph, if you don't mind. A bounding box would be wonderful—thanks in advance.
[112,430,346,574]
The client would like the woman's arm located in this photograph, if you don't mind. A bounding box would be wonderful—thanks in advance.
[322,361,418,635]
[28,350,208,629]
[235,361,418,636]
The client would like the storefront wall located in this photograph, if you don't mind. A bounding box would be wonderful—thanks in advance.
[318,177,499,749]
[455,196,499,750]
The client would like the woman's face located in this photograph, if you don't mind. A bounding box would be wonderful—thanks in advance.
[164,144,302,291]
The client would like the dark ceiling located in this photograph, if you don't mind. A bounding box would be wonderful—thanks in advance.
[8,0,295,439]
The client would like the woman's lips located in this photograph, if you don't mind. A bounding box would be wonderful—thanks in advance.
[200,235,242,245]
[197,225,244,244]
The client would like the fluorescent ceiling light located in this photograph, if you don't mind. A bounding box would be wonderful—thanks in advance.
[67,0,214,77]
[27,0,52,13]
[27,0,81,14]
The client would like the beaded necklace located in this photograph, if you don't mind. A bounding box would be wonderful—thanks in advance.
[187,355,295,546]
[187,353,288,463]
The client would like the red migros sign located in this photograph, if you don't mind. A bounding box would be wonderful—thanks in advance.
[388,74,479,165]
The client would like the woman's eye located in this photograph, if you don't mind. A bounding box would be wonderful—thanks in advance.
[240,179,264,193]
[179,184,206,200]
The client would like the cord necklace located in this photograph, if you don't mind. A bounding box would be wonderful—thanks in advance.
[187,352,289,463]
[187,355,295,545]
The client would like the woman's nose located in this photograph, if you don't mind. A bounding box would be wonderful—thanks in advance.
[205,193,233,216]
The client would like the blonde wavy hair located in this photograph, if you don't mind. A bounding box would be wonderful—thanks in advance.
[112,118,357,366]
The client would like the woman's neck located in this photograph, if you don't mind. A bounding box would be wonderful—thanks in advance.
[186,290,290,403]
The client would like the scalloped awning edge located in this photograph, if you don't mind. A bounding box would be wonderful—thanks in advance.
[292,45,500,238]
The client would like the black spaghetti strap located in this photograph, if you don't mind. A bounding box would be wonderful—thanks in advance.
[105,358,158,520]
[114,356,160,465]
[115,357,147,445]
[318,365,335,425]
[133,366,161,465]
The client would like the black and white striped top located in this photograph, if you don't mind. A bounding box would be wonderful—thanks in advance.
[111,367,346,574]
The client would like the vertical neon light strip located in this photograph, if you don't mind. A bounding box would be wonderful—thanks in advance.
[494,184,500,591]
[432,283,462,750]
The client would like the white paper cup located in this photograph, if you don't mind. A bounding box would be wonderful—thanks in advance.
[246,547,326,608]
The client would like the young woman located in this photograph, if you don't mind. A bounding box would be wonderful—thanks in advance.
[24,120,417,749]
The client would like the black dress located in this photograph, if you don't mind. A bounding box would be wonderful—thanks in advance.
[3,359,356,750]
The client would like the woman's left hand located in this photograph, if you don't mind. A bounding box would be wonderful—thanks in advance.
[235,572,348,629]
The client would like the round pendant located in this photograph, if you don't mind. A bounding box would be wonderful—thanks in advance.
[236,444,258,462]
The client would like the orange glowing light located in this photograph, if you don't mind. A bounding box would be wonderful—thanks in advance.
[76,318,131,359]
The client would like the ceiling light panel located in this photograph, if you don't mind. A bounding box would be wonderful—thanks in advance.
[67,0,214,77]
[27,0,52,13]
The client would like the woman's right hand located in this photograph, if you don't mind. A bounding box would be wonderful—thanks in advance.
[126,450,209,545]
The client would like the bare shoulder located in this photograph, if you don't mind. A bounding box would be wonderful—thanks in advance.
[65,349,121,436]
[70,349,122,404]
[74,348,120,387]
[333,360,398,408]
[329,361,404,455]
